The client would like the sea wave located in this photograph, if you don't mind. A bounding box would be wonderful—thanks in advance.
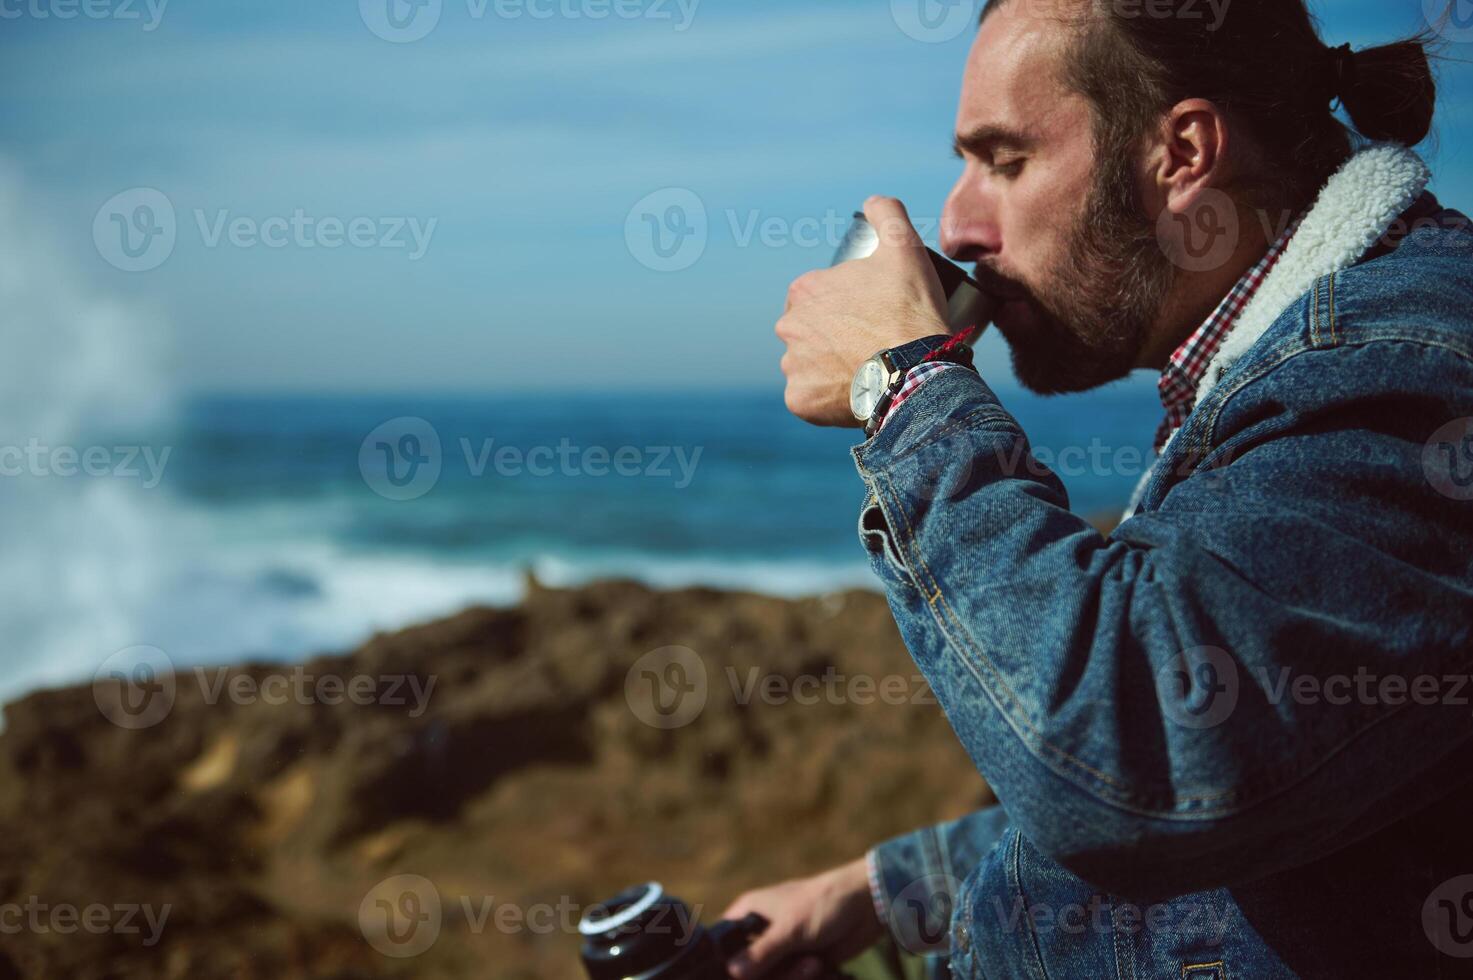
[4,519,879,706]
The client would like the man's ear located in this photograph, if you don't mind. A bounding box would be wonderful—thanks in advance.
[1153,98,1230,215]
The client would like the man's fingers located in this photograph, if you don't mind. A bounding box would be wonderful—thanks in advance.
[772,956,829,980]
[729,950,827,980]
[728,950,767,979]
[721,899,753,922]
[726,950,758,979]
[862,195,925,253]
[726,924,800,980]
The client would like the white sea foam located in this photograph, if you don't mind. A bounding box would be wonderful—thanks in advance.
[529,551,876,597]
[127,532,875,668]
[0,161,179,707]
[4,485,876,705]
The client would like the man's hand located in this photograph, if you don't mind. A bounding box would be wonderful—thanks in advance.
[777,196,951,427]
[720,856,885,980]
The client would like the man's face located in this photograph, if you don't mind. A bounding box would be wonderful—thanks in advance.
[941,1,1175,394]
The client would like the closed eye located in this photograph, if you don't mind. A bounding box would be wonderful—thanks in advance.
[989,158,1025,178]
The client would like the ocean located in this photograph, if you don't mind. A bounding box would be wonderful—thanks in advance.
[4,384,1160,704]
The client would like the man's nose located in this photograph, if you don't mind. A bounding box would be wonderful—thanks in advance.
[941,175,1001,264]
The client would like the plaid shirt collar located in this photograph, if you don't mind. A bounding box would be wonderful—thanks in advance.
[1155,217,1301,452]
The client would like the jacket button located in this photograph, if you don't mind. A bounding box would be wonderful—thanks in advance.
[954,920,971,952]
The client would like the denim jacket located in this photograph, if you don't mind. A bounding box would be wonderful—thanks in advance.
[855,145,1473,979]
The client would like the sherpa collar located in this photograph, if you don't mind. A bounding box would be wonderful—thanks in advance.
[1125,144,1431,516]
[1192,143,1431,405]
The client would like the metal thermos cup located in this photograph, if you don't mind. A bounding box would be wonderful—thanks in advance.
[831,211,995,339]
[578,882,851,980]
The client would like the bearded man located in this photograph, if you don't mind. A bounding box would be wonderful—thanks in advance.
[729,1,1473,978]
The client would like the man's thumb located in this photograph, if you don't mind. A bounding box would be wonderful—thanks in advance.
[862,195,925,253]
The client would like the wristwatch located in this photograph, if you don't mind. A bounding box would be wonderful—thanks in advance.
[850,335,973,437]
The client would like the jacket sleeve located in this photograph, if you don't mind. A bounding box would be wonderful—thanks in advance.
[853,345,1473,901]
[866,806,1010,957]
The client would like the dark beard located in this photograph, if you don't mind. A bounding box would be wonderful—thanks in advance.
[986,161,1176,395]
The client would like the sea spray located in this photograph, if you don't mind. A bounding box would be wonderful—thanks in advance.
[0,160,176,706]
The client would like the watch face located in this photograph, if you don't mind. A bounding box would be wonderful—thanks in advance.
[850,356,887,421]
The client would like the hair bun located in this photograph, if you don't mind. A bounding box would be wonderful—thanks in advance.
[1327,43,1357,102]
[1334,38,1436,146]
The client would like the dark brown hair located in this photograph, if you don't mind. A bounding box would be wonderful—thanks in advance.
[983,0,1438,214]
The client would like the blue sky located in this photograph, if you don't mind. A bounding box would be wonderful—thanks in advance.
[2,0,1467,392]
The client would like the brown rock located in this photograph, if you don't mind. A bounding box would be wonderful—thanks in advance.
[0,582,990,977]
